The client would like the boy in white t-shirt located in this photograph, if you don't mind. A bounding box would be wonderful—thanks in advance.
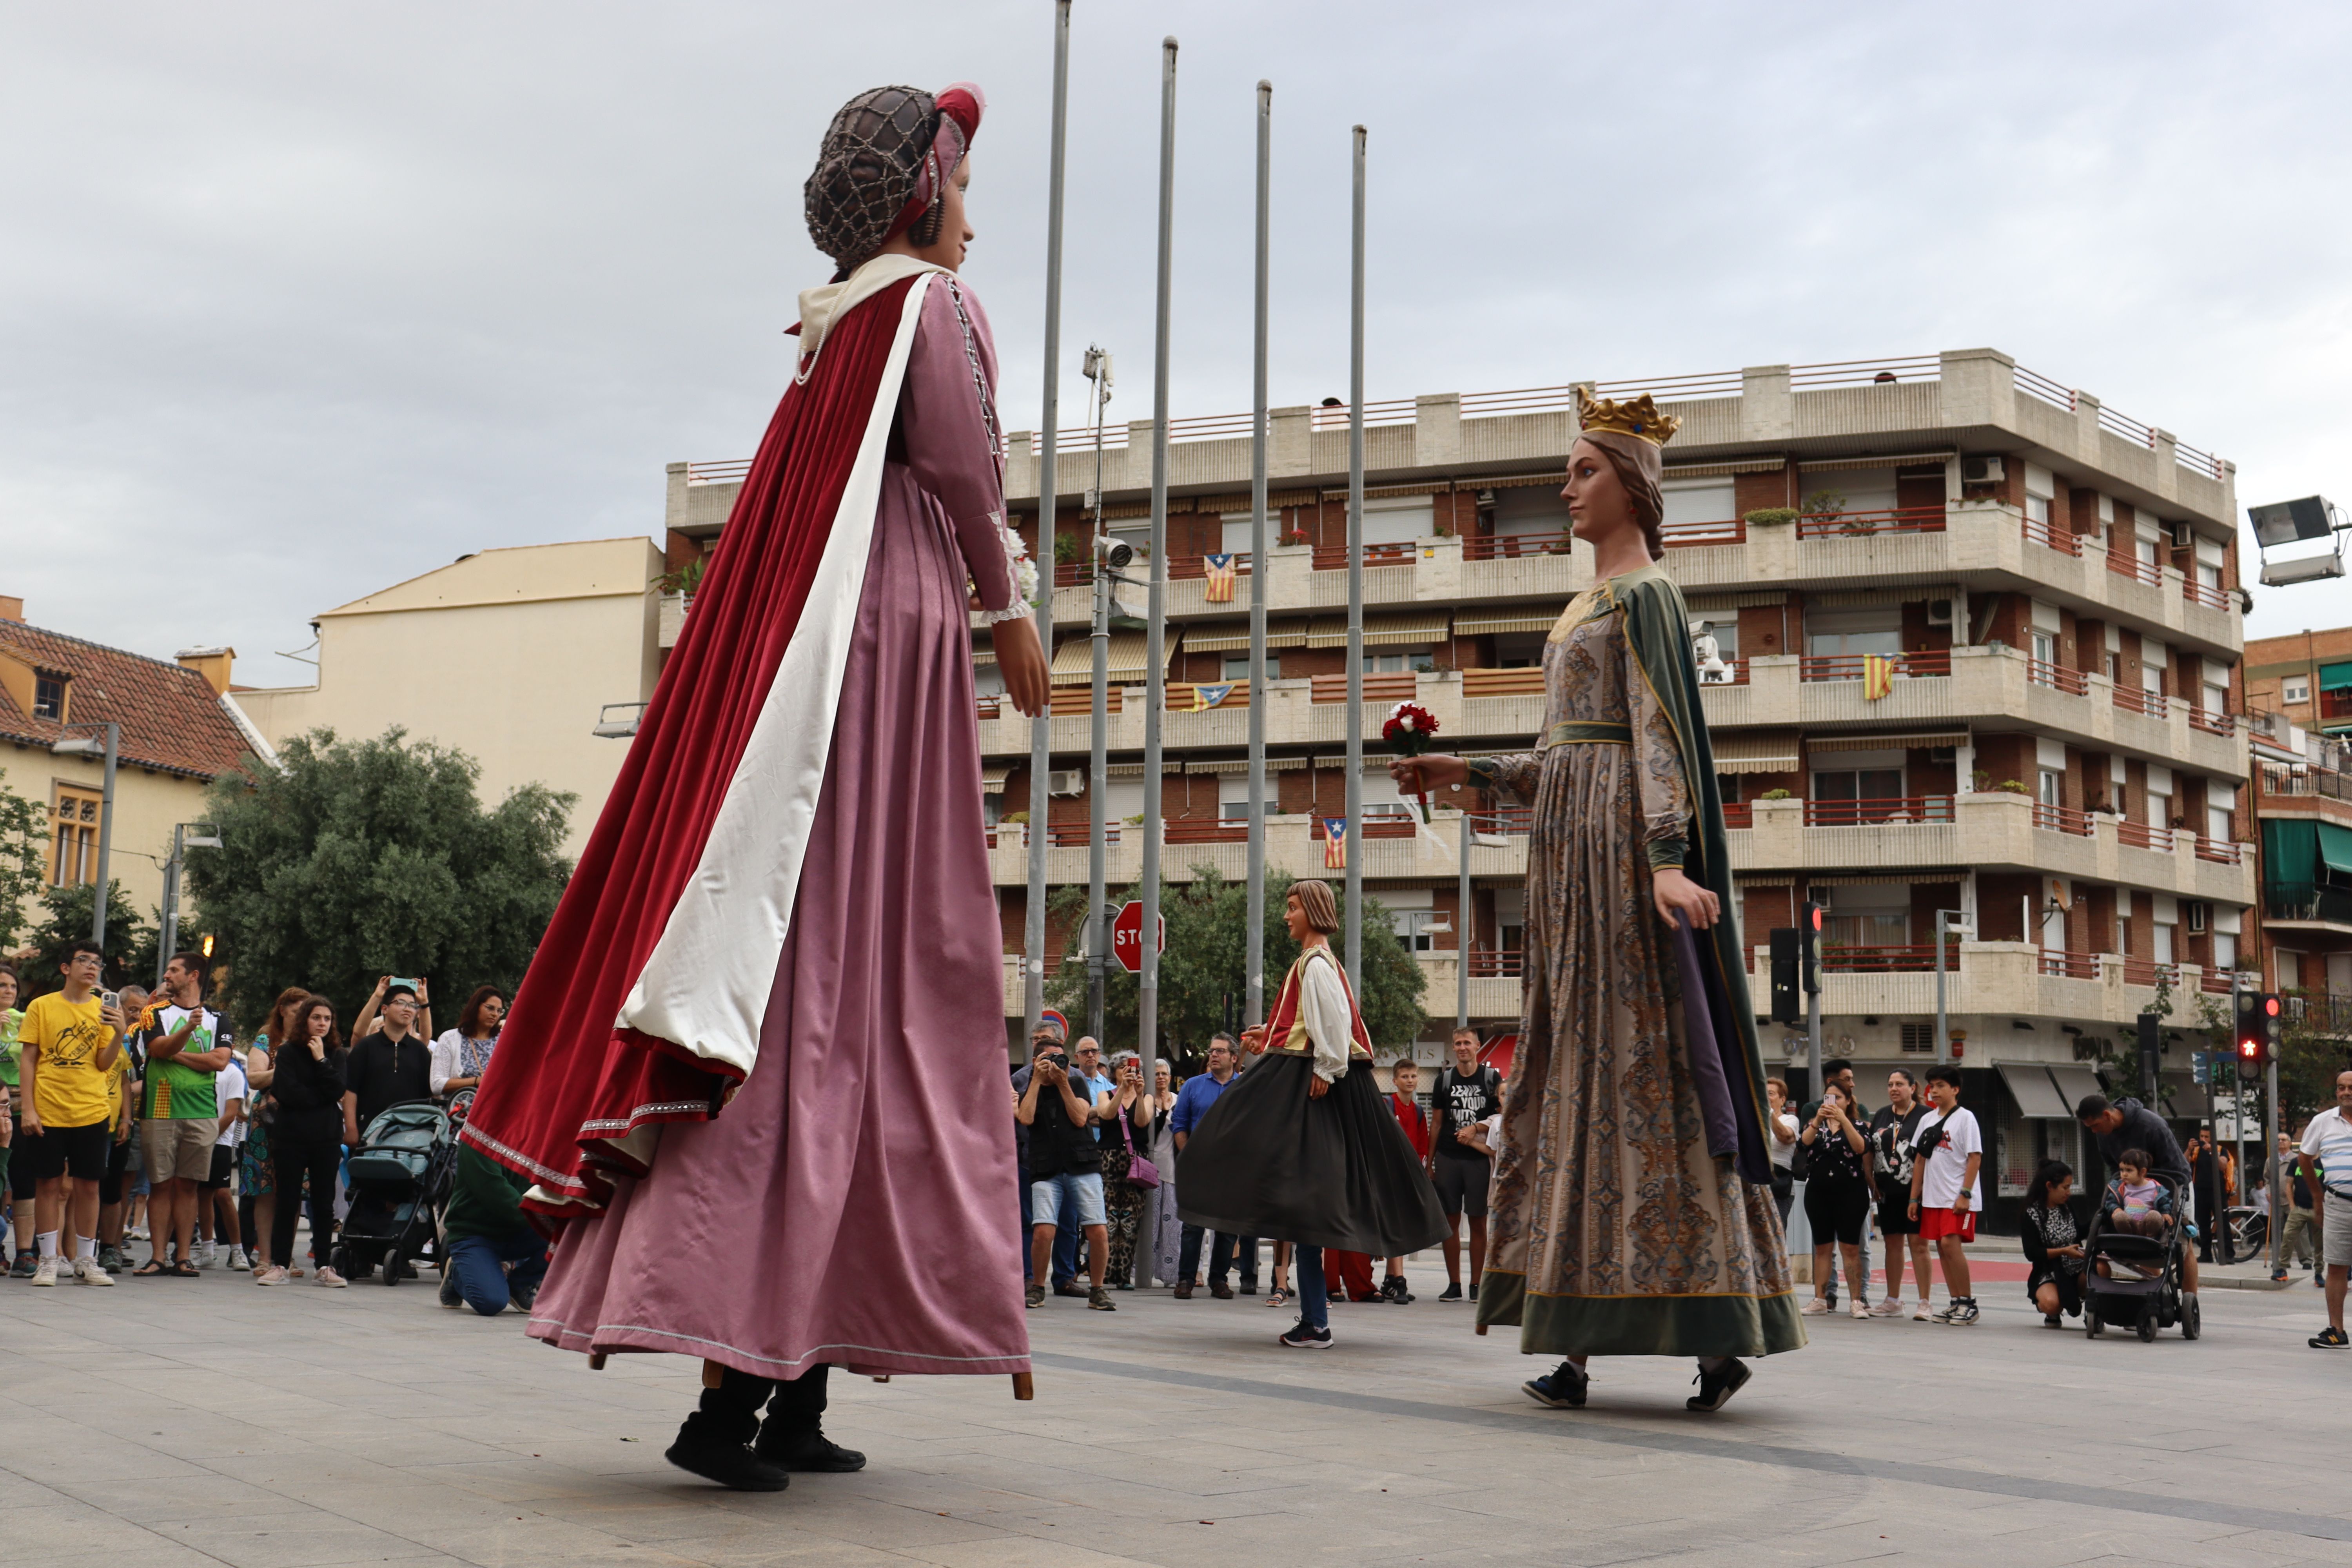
[196,1055,249,1269]
[1907,1064,1983,1326]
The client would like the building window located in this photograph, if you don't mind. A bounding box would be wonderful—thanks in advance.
[1393,909,1447,952]
[1224,654,1279,681]
[2038,770,2064,809]
[33,673,66,720]
[2105,652,2121,683]
[1814,768,1904,803]
[50,786,101,886]
[2283,675,2311,706]
[1370,650,1436,673]
[2211,932,2237,973]
[1899,1023,1935,1053]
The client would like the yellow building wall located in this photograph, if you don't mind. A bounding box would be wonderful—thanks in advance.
[0,740,215,947]
[235,538,664,860]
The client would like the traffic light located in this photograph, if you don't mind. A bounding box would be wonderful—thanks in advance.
[1768,929,1800,1024]
[2234,991,2282,1076]
[1799,901,1824,995]
[2261,991,2283,1064]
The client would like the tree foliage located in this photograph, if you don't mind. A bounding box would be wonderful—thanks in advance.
[21,881,154,996]
[1045,865,1428,1060]
[187,728,575,1030]
[0,768,48,953]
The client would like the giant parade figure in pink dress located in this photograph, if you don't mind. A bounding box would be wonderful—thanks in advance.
[462,81,1051,1492]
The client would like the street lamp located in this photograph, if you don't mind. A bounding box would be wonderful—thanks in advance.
[592,702,645,739]
[158,822,222,983]
[49,722,120,949]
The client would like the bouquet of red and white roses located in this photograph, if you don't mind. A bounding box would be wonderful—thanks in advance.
[1383,700,1441,822]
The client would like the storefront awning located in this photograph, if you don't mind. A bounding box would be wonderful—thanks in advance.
[1713,731,1800,774]
[1998,1063,2073,1120]
[2047,1065,2105,1118]
[1051,631,1177,684]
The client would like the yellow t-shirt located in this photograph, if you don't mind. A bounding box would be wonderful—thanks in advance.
[21,991,118,1129]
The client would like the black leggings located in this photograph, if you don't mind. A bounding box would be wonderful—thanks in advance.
[270,1139,341,1268]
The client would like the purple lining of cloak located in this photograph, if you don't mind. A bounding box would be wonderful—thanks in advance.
[1669,913,1747,1170]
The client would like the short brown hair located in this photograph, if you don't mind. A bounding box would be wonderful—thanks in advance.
[1290,879,1339,933]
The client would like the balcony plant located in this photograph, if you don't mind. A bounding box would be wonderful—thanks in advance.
[1996,779,2029,794]
[654,552,708,600]
[1758,788,1793,801]
[1744,507,1799,528]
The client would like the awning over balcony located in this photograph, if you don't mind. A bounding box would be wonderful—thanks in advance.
[2047,1065,2104,1117]
[1714,731,1800,773]
[1185,756,1310,773]
[1051,631,1179,683]
[1455,607,1563,637]
[981,766,1011,789]
[1998,1063,2074,1120]
[1303,612,1453,648]
[2263,818,2352,880]
[1184,618,1310,653]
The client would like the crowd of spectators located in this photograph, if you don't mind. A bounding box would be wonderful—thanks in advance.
[0,953,530,1308]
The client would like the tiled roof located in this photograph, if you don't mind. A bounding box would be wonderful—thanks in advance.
[0,619,253,781]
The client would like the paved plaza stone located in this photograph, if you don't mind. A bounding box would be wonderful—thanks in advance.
[5,1260,2350,1567]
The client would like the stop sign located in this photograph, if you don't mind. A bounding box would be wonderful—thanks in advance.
[1110,901,1165,974]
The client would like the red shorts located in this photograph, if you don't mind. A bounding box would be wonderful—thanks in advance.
[1920,1206,1977,1243]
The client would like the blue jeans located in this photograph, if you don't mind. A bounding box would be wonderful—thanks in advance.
[447,1230,548,1317]
[1295,1244,1327,1330]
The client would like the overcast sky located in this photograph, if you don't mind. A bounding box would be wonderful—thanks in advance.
[8,3,2351,688]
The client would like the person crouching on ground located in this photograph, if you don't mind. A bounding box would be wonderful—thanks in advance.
[1173,880,1446,1350]
[2021,1160,2086,1327]
[439,1143,550,1315]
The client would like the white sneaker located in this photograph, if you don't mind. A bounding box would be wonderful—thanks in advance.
[31,1256,57,1286]
[315,1267,348,1288]
[196,1241,216,1269]
[129,1225,148,1241]
[1849,1298,1871,1319]
[74,1256,114,1287]
[1869,1297,1905,1318]
[1799,1296,1831,1315]
[1912,1301,1933,1321]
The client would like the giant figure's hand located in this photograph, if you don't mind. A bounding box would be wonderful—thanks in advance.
[1653,866,1720,930]
[1390,755,1470,794]
[992,615,1051,718]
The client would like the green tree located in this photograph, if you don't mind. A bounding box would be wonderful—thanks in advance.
[0,769,47,952]
[1045,865,1428,1058]
[187,728,575,1030]
[22,880,155,996]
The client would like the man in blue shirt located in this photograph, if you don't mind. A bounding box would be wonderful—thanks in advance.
[1171,1034,1258,1299]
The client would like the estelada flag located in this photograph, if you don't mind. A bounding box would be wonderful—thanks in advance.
[1862,653,1895,700]
[1191,682,1234,711]
[1203,553,1237,603]
[1323,817,1348,869]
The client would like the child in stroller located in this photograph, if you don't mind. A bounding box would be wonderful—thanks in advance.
[2080,1154,2201,1342]
[2100,1150,2174,1273]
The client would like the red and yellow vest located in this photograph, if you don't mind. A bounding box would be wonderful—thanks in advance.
[1262,946,1374,1062]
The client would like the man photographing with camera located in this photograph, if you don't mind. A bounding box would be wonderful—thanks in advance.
[1016,1045,1114,1312]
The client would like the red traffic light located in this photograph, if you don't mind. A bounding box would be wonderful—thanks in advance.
[2263,995,2282,1018]
[2238,1036,2261,1060]
[1807,905,1823,931]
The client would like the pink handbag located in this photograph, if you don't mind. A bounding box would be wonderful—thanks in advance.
[1120,1111,1161,1189]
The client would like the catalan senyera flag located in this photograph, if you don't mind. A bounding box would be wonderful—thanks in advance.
[1203,553,1238,603]
[1862,653,1894,700]
[1191,682,1235,712]
[1323,817,1348,869]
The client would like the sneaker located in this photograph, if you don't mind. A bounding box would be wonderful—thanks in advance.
[755,1421,866,1473]
[1437,1282,1463,1303]
[2310,1325,2349,1349]
[1087,1286,1116,1311]
[1869,1297,1905,1318]
[256,1266,289,1286]
[1932,1298,1980,1325]
[1024,1283,1046,1308]
[9,1251,35,1279]
[665,1427,789,1492]
[315,1267,348,1288]
[1800,1296,1832,1315]
[440,1270,464,1310]
[97,1243,125,1275]
[195,1241,216,1269]
[129,1225,148,1241]
[1053,1281,1088,1298]
[1238,1280,1259,1296]
[1912,1301,1933,1321]
[74,1256,114,1287]
[2043,1313,2064,1329]
[1381,1276,1415,1305]
[1848,1298,1870,1320]
[1686,1359,1752,1413]
[31,1255,56,1287]
[1468,1280,1479,1303]
[1276,1320,1333,1350]
[1523,1360,1589,1409]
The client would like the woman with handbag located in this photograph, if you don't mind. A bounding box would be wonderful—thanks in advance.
[1100,1054,1159,1289]
[1142,1059,1180,1288]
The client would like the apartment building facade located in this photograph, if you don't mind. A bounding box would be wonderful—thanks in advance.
[668,346,2252,1225]
[2244,626,2352,1035]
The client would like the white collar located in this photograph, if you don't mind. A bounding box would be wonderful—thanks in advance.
[796,253,951,359]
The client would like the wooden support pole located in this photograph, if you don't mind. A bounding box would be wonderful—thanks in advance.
[702,1358,725,1389]
[1012,1372,1035,1401]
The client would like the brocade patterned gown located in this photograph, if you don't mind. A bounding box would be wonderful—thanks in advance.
[1472,573,1802,1358]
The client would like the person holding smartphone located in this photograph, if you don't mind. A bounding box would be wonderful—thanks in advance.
[1797,1086,1871,1319]
[258,997,350,1287]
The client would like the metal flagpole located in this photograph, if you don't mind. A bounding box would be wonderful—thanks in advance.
[1246,80,1271,1029]
[1344,123,1366,992]
[1022,0,1073,1045]
[1085,347,1111,1045]
[1140,35,1176,1094]
[1456,803,1471,1029]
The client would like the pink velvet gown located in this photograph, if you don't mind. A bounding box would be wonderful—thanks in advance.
[525,279,1031,1379]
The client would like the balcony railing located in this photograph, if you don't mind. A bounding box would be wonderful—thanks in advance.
[1463,532,1572,561]
[2259,762,2352,801]
[2266,882,2352,926]
[1823,943,1961,974]
[2031,801,2095,837]
[1798,650,1950,682]
[2039,948,2102,980]
[2026,658,2089,696]
[2117,819,2176,853]
[2183,576,2231,612]
[1167,681,1250,711]
[1796,506,1947,540]
[1311,813,1417,841]
[2193,836,2243,865]
[1722,802,1753,829]
[2285,990,2352,1035]
[2106,550,2163,589]
[2117,956,2179,988]
[2022,513,2082,556]
[1466,949,1525,978]
[1663,517,1746,548]
[1310,672,1420,705]
[2200,968,2236,995]
[1464,668,1544,698]
[2187,706,2237,737]
[1312,543,1417,572]
[1804,795,1955,826]
[2112,684,2170,720]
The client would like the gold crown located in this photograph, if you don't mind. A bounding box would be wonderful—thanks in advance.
[1574,386,1681,446]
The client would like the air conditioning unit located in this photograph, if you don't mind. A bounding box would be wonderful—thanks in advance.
[1925,598,1955,626]
[1960,455,2005,485]
[2185,901,2209,933]
[2169,519,2191,549]
[1046,769,1086,796]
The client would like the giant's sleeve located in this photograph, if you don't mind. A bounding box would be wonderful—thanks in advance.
[897,283,1026,619]
[1297,957,1352,1084]
[1465,752,1540,803]
[1627,634,1694,871]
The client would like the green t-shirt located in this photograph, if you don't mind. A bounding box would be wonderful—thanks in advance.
[136,1003,231,1120]
[0,1005,23,1089]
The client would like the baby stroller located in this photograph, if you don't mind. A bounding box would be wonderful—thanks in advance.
[333,1099,459,1286]
[2081,1171,2201,1343]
